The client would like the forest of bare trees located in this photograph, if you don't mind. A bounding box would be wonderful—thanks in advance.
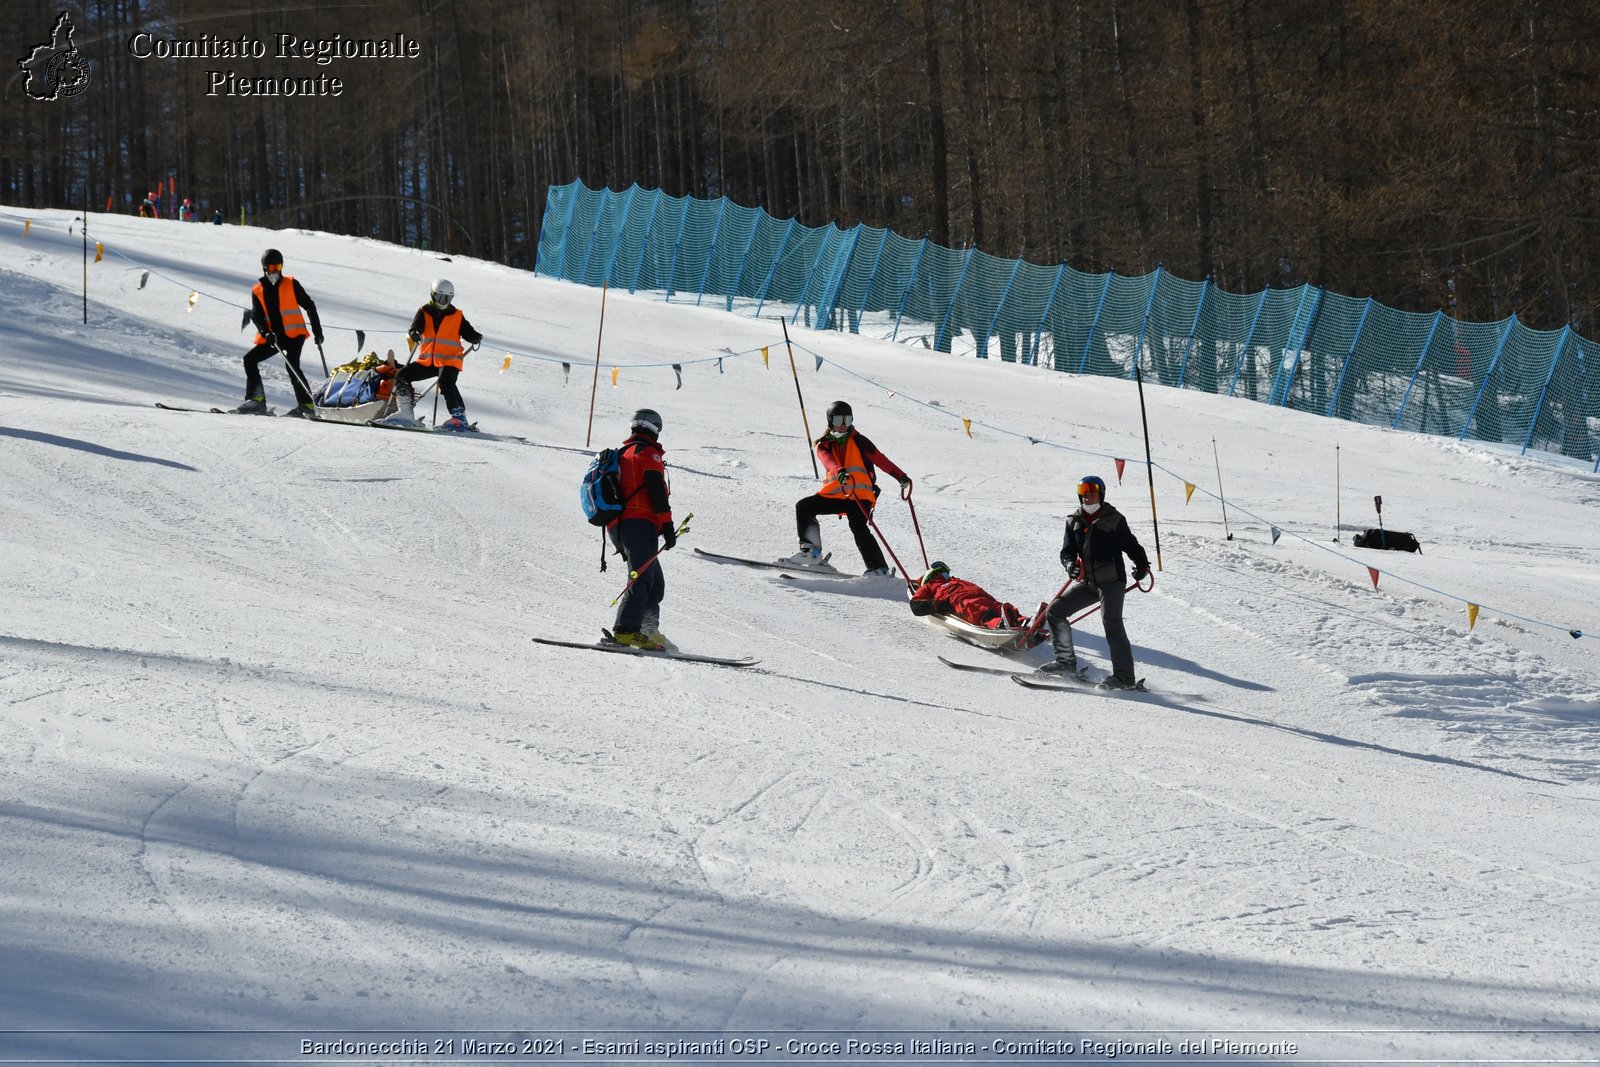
[5,0,1596,332]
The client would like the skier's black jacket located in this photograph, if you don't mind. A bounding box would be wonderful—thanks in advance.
[1061,501,1150,588]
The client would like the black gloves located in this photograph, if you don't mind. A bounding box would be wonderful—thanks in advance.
[659,522,677,551]
[264,332,278,350]
[313,332,325,345]
[909,599,935,617]
[1132,564,1150,582]
[1064,555,1081,580]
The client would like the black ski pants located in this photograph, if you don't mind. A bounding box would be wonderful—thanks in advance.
[609,518,664,635]
[243,336,313,407]
[795,493,886,571]
[398,362,464,412]
[1046,579,1135,682]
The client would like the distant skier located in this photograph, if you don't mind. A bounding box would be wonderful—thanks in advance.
[177,198,194,222]
[138,191,157,218]
[789,400,910,576]
[237,248,324,417]
[211,210,223,225]
[1039,475,1151,689]
[910,562,1029,630]
[605,409,676,650]
[379,279,482,431]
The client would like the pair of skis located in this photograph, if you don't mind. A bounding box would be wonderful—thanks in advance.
[155,402,276,417]
[156,402,483,434]
[531,634,757,669]
[692,547,900,583]
[941,655,1206,702]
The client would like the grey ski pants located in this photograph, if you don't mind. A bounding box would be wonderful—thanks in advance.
[1046,580,1134,681]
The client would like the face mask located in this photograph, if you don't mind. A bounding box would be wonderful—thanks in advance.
[1081,500,1102,515]
[266,271,281,284]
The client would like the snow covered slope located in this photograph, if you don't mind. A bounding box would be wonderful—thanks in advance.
[2,208,1598,1060]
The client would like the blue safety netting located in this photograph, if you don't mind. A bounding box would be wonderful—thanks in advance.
[536,181,1600,469]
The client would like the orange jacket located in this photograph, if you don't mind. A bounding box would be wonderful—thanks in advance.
[250,276,312,345]
[409,305,483,370]
[815,429,905,505]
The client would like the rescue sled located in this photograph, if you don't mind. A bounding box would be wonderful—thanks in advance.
[313,353,399,424]
[921,611,1047,652]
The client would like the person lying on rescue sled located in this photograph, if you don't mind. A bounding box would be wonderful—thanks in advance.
[909,562,1029,630]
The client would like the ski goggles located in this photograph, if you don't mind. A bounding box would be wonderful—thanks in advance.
[1076,480,1103,497]
[828,413,853,430]
[264,263,283,273]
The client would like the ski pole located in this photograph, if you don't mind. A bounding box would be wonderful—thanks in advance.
[852,497,915,593]
[610,514,693,606]
[901,481,930,570]
[1015,574,1079,649]
[584,279,609,449]
[1212,436,1233,540]
[1068,575,1154,625]
[279,348,319,408]
[316,342,329,378]
[1374,494,1386,549]
[780,317,820,479]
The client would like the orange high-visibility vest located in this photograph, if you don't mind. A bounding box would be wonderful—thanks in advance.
[418,308,466,370]
[251,277,309,345]
[818,433,877,505]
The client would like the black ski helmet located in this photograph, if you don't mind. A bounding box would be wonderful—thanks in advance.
[630,408,663,437]
[261,248,283,271]
[825,400,853,431]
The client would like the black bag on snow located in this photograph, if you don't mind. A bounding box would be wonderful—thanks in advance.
[1353,529,1422,553]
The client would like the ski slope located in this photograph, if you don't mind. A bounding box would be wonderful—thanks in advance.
[2,209,1598,1062]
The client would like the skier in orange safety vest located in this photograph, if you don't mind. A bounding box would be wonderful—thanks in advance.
[380,278,483,432]
[788,400,911,576]
[236,248,324,416]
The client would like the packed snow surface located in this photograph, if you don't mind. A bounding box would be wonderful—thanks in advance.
[2,209,1598,1062]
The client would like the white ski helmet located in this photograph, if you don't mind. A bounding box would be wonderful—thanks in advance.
[429,278,454,308]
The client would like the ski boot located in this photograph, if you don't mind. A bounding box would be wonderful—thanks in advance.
[440,406,471,432]
[374,382,417,427]
[282,403,316,420]
[234,396,268,415]
[1098,674,1146,692]
[780,542,823,567]
[1035,656,1082,676]
[607,630,666,651]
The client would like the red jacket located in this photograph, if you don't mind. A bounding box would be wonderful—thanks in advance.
[911,575,1023,628]
[614,435,671,526]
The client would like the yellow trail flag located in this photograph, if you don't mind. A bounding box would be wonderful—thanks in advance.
[499,354,512,373]
[23,220,31,236]
[1467,603,1480,630]
[1184,482,1196,503]
[186,291,198,312]
[962,418,972,438]
[94,241,103,262]
[761,346,769,368]
[610,367,618,386]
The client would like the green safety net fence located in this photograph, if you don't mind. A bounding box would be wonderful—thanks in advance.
[537,181,1600,470]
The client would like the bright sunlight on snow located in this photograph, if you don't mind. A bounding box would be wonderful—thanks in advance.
[2,209,1598,1063]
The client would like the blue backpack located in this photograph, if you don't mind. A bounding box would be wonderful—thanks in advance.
[580,446,635,527]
